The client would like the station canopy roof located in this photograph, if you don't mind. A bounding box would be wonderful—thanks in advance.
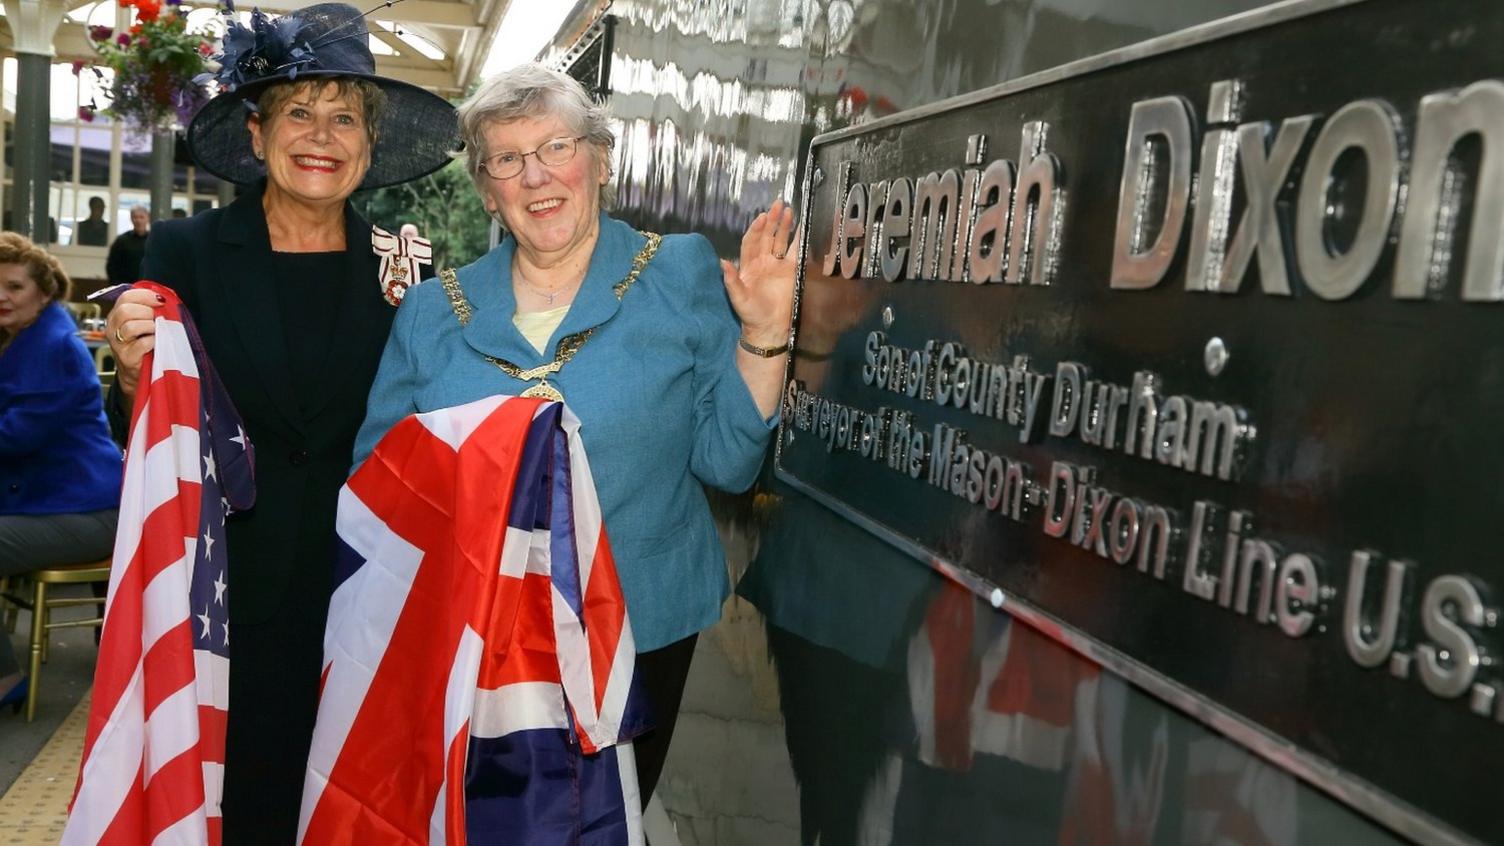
[3,0,510,95]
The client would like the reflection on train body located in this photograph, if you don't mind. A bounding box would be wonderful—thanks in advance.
[539,0,1418,842]
[734,488,1402,845]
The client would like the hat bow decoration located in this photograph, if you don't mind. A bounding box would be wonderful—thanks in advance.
[198,9,317,92]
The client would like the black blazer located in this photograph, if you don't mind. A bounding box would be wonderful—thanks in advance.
[117,182,394,625]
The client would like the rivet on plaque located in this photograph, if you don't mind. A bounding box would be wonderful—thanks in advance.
[882,306,895,330]
[1204,336,1229,376]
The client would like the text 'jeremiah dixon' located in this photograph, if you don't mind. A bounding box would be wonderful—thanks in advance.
[822,78,1504,301]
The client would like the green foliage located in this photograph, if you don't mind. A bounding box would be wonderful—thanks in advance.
[355,158,494,272]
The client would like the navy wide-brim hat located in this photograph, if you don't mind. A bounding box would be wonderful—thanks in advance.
[187,2,459,191]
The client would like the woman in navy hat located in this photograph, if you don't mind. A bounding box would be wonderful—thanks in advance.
[103,5,457,840]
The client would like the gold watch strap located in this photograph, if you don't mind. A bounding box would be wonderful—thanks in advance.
[738,336,791,357]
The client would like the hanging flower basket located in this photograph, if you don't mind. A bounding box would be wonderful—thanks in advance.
[81,0,215,134]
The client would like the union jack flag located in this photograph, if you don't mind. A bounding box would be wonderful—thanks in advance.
[63,282,254,845]
[298,395,649,845]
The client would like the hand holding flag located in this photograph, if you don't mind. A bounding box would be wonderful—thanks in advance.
[64,282,254,846]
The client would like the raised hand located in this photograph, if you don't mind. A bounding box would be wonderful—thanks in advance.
[721,199,797,349]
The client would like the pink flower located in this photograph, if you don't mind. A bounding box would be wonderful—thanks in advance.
[116,33,131,46]
[88,24,113,41]
[78,106,96,122]
[71,60,85,75]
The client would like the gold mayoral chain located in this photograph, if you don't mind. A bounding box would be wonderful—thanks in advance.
[439,232,662,402]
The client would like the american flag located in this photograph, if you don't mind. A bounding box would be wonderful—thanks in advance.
[63,282,254,846]
[299,395,648,845]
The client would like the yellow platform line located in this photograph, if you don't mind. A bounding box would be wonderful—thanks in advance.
[0,691,88,845]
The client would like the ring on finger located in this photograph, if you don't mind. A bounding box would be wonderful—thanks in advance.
[115,326,127,344]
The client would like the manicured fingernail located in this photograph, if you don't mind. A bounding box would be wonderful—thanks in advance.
[155,295,165,303]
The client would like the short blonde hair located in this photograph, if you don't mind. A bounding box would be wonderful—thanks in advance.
[255,77,387,148]
[456,63,615,208]
[0,231,70,302]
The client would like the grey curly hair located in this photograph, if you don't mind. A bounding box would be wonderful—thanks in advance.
[456,63,616,210]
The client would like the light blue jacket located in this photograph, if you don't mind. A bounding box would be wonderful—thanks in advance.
[354,214,776,651]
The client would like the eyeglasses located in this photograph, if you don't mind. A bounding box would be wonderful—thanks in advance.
[478,136,587,180]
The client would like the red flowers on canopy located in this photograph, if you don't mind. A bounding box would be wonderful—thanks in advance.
[119,0,162,23]
[89,0,212,133]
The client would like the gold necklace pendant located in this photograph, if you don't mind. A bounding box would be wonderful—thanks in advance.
[520,380,564,402]
[517,271,570,308]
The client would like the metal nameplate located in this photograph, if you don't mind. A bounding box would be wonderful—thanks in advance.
[775,0,1504,843]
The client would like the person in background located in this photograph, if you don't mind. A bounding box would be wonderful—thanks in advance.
[105,205,150,286]
[74,197,109,246]
[171,208,188,219]
[3,213,61,244]
[103,4,457,838]
[353,62,796,806]
[0,232,122,715]
[397,222,430,278]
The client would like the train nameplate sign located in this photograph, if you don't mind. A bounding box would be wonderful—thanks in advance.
[775,1,1503,842]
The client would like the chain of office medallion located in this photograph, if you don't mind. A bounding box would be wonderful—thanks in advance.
[438,232,662,387]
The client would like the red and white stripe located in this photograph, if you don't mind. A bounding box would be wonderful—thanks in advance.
[548,407,637,754]
[299,397,552,845]
[298,396,643,845]
[64,307,227,846]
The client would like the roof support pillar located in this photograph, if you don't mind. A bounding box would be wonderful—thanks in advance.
[3,0,67,243]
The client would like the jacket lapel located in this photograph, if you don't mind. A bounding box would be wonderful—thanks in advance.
[214,182,305,437]
[458,240,550,366]
[548,216,640,349]
[458,214,640,366]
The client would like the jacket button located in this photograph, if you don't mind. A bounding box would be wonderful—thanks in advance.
[6,483,17,493]
[289,449,309,466]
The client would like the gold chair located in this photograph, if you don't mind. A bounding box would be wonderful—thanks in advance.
[0,576,16,633]
[0,560,112,721]
[65,301,102,326]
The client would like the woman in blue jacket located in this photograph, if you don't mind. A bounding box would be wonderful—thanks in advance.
[353,63,796,803]
[0,232,122,712]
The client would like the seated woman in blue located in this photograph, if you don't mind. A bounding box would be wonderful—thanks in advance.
[353,63,795,804]
[0,232,122,714]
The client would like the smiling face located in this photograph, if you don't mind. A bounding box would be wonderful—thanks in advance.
[0,263,48,333]
[248,80,373,208]
[478,115,609,266]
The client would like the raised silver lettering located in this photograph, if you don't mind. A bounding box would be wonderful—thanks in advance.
[1112,96,1195,289]
[1296,100,1403,300]
[1394,81,1504,301]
